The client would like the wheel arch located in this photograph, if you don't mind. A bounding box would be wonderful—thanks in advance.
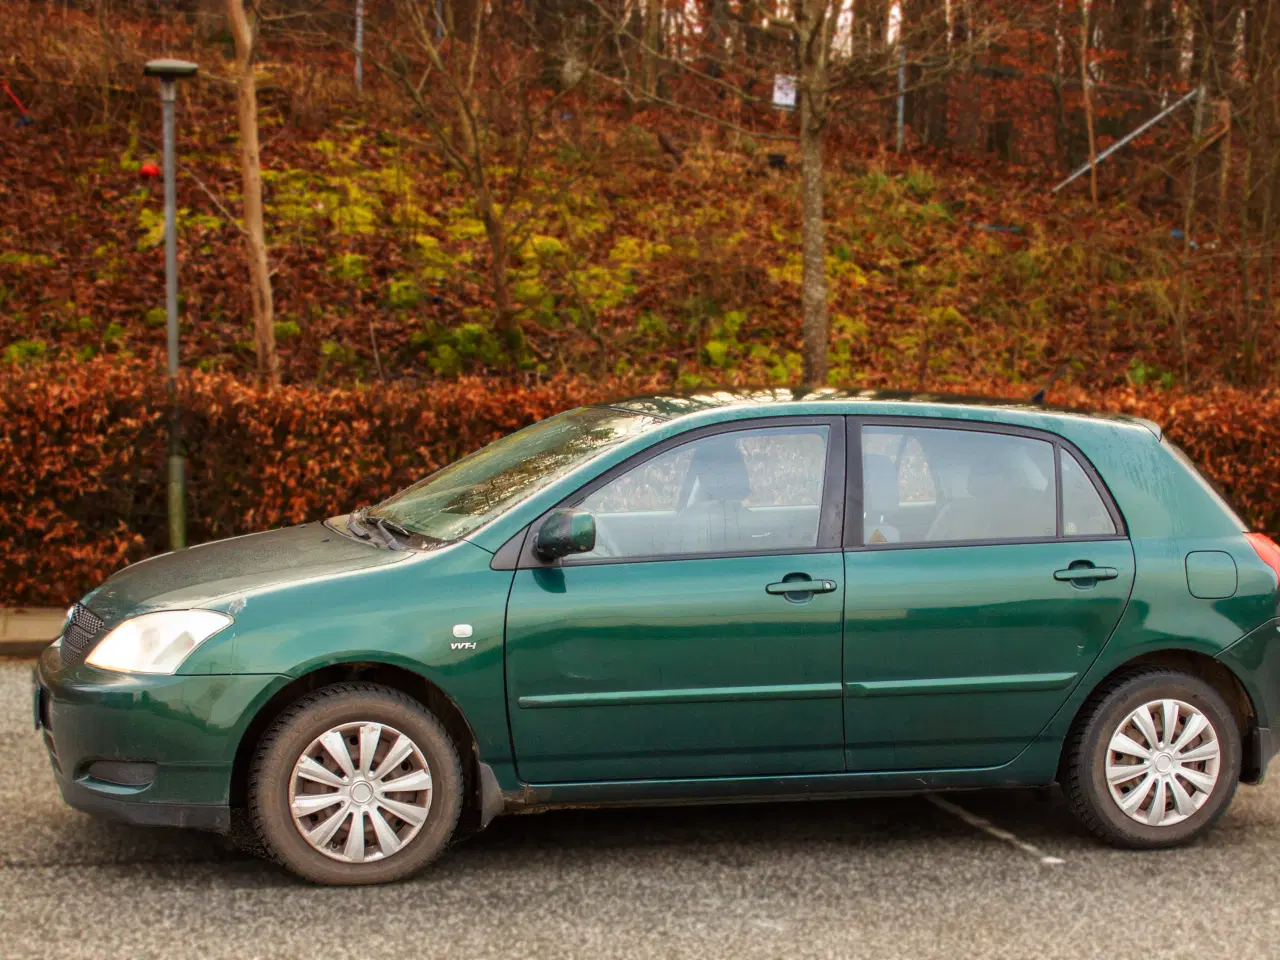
[1059,648,1264,783]
[229,661,498,835]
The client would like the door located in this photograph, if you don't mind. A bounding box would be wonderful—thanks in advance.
[844,420,1135,771]
[505,418,847,783]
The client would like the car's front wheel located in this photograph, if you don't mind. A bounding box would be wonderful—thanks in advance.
[249,682,463,884]
[1063,668,1241,848]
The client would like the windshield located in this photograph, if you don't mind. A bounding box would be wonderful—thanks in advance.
[370,406,661,542]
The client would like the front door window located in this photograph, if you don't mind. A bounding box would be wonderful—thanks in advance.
[574,425,831,559]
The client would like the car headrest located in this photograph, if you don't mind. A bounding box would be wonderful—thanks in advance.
[863,453,899,513]
[682,437,751,503]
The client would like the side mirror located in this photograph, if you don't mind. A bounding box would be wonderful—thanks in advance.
[534,508,596,561]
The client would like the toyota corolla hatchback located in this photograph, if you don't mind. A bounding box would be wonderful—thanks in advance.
[34,390,1280,884]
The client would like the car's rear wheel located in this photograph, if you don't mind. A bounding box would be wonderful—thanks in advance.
[249,682,463,885]
[1063,668,1241,848]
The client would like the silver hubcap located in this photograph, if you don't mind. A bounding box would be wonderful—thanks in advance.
[288,721,433,863]
[1105,698,1221,827]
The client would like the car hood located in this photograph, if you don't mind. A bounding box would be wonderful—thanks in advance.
[81,519,410,625]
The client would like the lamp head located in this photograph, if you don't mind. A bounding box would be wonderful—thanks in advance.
[144,59,199,81]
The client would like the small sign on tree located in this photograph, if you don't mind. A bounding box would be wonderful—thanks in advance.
[772,74,797,111]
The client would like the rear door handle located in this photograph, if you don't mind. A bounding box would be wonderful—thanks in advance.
[1054,566,1119,582]
[766,579,838,595]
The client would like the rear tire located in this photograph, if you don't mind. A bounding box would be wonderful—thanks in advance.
[1063,668,1241,849]
[249,682,463,885]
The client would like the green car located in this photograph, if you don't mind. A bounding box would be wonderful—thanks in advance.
[34,390,1280,885]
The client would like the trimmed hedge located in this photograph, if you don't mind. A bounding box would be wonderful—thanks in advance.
[3,361,1278,607]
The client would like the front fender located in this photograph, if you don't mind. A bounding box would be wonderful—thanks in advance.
[209,541,518,783]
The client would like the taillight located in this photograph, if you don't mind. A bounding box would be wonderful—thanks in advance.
[1245,532,1280,586]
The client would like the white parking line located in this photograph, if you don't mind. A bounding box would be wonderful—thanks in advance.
[927,794,1065,865]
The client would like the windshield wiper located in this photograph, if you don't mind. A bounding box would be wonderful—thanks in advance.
[347,507,409,551]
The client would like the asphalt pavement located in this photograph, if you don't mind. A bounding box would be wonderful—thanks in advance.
[3,658,1279,960]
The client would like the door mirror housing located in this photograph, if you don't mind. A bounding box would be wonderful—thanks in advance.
[535,508,596,561]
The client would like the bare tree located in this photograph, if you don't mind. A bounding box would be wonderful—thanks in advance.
[794,0,840,386]
[226,0,279,385]
[583,0,988,387]
[355,0,598,356]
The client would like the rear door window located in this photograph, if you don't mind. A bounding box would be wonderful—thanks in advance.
[861,425,1057,545]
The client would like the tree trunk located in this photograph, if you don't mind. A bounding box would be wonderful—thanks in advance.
[1080,0,1098,205]
[226,0,278,386]
[642,0,662,97]
[797,0,832,388]
[475,181,519,353]
[1175,87,1207,385]
[1217,96,1232,225]
[799,111,828,388]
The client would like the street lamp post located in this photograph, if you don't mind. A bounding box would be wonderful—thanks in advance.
[144,58,198,552]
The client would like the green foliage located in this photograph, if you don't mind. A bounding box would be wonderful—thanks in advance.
[414,236,458,282]
[704,339,730,368]
[320,340,358,365]
[1127,358,1176,389]
[274,319,302,341]
[328,179,381,235]
[637,313,668,340]
[118,125,142,173]
[4,339,46,365]
[414,322,506,376]
[446,216,487,241]
[859,169,894,195]
[386,277,422,311]
[0,252,54,269]
[903,166,937,199]
[268,169,330,228]
[528,235,567,258]
[1,80,1258,392]
[330,253,368,283]
[136,208,222,251]
[772,351,803,384]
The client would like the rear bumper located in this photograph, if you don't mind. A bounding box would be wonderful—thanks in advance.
[34,644,287,832]
[1218,618,1280,784]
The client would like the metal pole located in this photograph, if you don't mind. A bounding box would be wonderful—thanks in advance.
[1052,86,1202,194]
[354,0,364,92]
[896,43,906,153]
[160,78,186,551]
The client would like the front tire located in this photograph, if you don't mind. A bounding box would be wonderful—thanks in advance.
[249,682,463,885]
[1063,668,1241,849]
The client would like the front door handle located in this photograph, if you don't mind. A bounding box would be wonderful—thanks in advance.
[766,579,838,596]
[1054,565,1119,582]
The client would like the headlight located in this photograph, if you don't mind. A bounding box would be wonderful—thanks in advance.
[85,610,233,675]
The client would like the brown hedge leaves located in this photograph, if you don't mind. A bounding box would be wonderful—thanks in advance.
[3,361,1278,607]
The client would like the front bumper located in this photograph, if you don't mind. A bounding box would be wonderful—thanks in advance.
[55,774,231,831]
[34,644,288,833]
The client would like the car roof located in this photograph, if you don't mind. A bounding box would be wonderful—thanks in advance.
[603,388,1162,437]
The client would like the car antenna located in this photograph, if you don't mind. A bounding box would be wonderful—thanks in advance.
[1030,365,1067,405]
